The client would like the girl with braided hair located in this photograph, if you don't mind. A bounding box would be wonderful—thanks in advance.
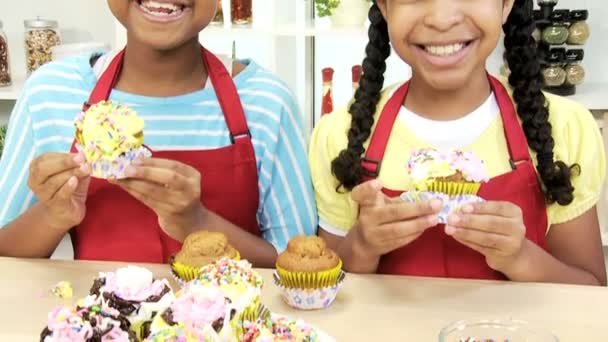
[309,0,606,285]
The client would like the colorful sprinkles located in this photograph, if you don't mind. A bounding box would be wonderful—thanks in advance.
[243,316,320,342]
[195,257,264,290]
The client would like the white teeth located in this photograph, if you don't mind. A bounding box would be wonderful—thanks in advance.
[425,43,465,57]
[140,0,183,15]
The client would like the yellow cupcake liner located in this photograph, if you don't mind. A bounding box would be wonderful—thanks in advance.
[233,298,271,338]
[275,260,343,289]
[130,320,152,341]
[171,251,241,283]
[427,181,481,196]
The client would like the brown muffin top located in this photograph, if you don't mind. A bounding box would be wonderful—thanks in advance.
[174,231,239,267]
[276,236,340,272]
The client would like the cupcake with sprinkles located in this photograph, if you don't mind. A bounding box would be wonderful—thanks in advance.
[89,265,175,337]
[194,257,266,324]
[171,230,241,285]
[148,284,237,341]
[407,148,489,195]
[402,148,488,224]
[242,316,320,342]
[74,100,151,179]
[40,299,136,342]
[144,325,222,342]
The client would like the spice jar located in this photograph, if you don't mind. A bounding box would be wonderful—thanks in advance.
[24,18,61,75]
[567,10,590,45]
[542,24,569,45]
[564,49,585,86]
[211,0,224,25]
[231,0,252,26]
[0,21,11,87]
[542,49,566,87]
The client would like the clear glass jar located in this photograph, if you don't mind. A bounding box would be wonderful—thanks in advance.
[0,21,11,87]
[564,49,585,86]
[24,18,61,75]
[211,0,224,25]
[231,0,252,26]
[567,10,590,45]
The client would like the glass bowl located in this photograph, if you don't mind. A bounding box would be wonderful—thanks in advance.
[439,319,558,342]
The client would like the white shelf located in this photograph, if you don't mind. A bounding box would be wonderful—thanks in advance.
[569,83,608,111]
[200,22,367,37]
[0,78,24,101]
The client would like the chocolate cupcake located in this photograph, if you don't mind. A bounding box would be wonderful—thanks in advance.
[89,265,175,337]
[41,297,137,342]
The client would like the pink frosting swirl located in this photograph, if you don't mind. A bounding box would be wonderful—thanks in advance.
[100,265,167,301]
[44,306,132,342]
[170,284,228,329]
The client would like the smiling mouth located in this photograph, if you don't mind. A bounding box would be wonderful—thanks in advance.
[136,0,187,17]
[418,41,474,57]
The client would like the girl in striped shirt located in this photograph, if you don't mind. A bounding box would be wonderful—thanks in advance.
[0,0,317,265]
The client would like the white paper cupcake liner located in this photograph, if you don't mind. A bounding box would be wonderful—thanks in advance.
[272,271,345,310]
[76,144,151,179]
[400,191,485,224]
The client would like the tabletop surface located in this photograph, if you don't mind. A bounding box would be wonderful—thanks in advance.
[1,257,606,341]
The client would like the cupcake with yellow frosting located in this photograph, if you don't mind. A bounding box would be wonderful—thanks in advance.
[171,231,241,284]
[194,257,266,325]
[74,100,151,179]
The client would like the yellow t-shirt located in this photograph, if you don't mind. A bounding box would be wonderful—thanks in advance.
[309,81,606,236]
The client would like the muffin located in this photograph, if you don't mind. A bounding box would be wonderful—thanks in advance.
[89,265,175,333]
[74,100,151,179]
[275,236,342,289]
[41,299,136,342]
[407,148,488,195]
[242,317,320,342]
[149,284,237,341]
[194,257,265,325]
[171,231,240,283]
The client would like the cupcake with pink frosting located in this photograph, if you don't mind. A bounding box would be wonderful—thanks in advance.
[402,148,488,224]
[149,283,237,341]
[40,299,136,342]
[89,265,175,331]
[407,148,488,195]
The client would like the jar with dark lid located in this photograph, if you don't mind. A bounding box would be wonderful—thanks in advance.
[542,49,566,87]
[564,49,585,86]
[24,18,61,75]
[568,10,590,45]
[0,20,11,87]
[542,22,569,45]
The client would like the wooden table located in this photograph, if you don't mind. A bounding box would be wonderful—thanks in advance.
[1,257,607,341]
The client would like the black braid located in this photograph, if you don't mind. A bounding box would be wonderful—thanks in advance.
[331,3,391,190]
[504,0,578,205]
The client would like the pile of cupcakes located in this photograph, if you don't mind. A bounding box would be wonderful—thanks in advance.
[402,148,489,223]
[41,231,344,341]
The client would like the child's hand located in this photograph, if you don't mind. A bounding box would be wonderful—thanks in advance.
[446,201,527,272]
[115,158,204,240]
[350,180,442,258]
[27,152,90,231]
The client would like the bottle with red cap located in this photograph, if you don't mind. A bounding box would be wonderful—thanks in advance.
[321,68,335,116]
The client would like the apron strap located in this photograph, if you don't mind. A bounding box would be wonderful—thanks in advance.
[360,82,409,182]
[81,47,251,145]
[201,48,250,144]
[360,75,532,182]
[487,75,530,164]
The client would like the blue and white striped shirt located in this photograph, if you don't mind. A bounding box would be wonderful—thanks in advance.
[0,53,317,253]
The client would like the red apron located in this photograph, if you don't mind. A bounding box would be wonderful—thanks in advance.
[360,75,548,280]
[69,48,261,263]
